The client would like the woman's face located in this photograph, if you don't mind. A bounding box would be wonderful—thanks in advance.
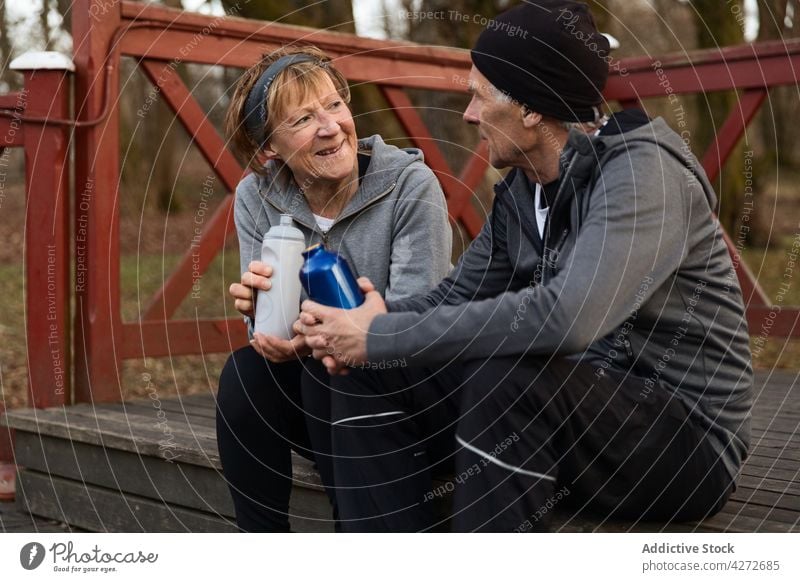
[265,75,358,190]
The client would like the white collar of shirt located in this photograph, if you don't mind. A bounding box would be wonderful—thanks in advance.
[313,213,335,233]
[533,183,549,238]
[532,120,607,238]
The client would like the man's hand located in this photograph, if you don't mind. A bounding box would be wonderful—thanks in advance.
[229,261,272,319]
[250,332,311,363]
[297,278,387,375]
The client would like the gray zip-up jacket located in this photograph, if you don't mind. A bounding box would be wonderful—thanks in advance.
[369,117,753,480]
[234,134,452,305]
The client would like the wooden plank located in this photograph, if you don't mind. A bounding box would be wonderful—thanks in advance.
[740,465,800,483]
[554,509,795,533]
[72,0,124,403]
[686,511,797,533]
[743,454,800,471]
[137,398,218,420]
[752,420,800,433]
[730,487,800,512]
[752,412,800,424]
[15,435,331,532]
[94,402,218,429]
[750,446,800,463]
[751,420,800,434]
[17,469,237,533]
[14,432,235,517]
[90,401,218,427]
[752,394,799,405]
[3,408,221,468]
[749,436,800,450]
[170,393,218,409]
[737,474,800,497]
[752,429,800,444]
[120,319,249,359]
[720,500,800,526]
[553,513,698,533]
[53,406,219,449]
[4,407,325,489]
[22,67,72,408]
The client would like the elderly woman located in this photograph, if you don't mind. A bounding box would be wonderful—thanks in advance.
[216,46,452,532]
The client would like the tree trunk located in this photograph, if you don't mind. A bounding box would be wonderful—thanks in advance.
[0,0,14,90]
[40,0,52,51]
[749,0,798,246]
[152,0,184,213]
[405,0,496,170]
[690,0,747,239]
[585,1,613,33]
[55,0,72,36]
[757,0,798,167]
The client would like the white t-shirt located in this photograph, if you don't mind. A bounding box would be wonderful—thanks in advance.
[313,213,335,233]
[531,119,607,239]
[533,183,549,238]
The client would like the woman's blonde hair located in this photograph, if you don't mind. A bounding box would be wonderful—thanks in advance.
[225,45,351,176]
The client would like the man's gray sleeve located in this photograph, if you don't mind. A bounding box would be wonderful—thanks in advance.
[368,144,692,365]
[387,198,513,313]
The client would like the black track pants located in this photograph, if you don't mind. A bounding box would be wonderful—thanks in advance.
[215,346,336,532]
[328,356,734,532]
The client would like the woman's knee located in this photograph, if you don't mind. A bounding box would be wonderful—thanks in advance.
[217,346,287,424]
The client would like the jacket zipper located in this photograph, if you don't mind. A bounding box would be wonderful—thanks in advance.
[539,153,579,283]
[623,338,634,359]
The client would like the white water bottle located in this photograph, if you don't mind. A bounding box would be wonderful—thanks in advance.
[254,214,306,339]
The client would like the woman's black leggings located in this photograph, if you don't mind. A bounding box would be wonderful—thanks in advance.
[215,346,335,532]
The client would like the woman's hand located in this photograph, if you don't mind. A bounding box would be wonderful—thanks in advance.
[228,261,272,319]
[250,332,311,363]
[297,278,387,375]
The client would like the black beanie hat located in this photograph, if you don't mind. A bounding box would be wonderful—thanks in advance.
[471,1,610,122]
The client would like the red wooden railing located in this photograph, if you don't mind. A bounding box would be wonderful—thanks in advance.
[1,0,799,459]
[0,57,72,475]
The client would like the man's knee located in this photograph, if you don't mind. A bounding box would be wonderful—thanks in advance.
[328,366,404,401]
[460,356,577,413]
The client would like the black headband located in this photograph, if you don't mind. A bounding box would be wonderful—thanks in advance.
[242,53,319,147]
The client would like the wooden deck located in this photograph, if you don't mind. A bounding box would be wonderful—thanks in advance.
[1,370,798,532]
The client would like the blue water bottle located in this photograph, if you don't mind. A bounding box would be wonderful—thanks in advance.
[300,244,365,309]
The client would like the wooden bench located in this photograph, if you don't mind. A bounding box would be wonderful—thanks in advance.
[2,370,798,532]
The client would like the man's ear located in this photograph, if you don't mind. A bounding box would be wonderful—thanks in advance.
[521,106,542,128]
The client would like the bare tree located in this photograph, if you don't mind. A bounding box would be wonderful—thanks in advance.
[0,0,13,90]
[149,0,185,212]
[40,0,52,51]
[757,0,799,168]
[403,0,494,172]
[689,0,747,237]
[55,0,71,36]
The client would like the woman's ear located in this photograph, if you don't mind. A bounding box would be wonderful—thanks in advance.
[262,143,282,162]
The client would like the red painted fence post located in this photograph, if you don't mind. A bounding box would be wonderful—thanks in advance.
[14,53,74,409]
[72,0,123,403]
[0,52,74,500]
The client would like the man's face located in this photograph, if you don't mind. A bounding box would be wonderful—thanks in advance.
[462,66,528,169]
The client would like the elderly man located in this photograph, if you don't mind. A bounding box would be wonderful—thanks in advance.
[298,0,752,532]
